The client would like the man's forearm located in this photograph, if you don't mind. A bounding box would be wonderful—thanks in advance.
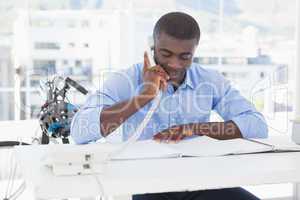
[187,121,242,140]
[100,93,154,137]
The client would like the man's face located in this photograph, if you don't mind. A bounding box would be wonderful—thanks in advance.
[153,32,198,83]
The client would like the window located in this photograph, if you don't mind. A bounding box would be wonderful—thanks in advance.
[68,42,75,48]
[31,19,53,28]
[34,42,60,50]
[0,91,14,120]
[75,60,82,67]
[83,43,89,48]
[33,60,56,76]
[67,20,76,28]
[0,0,297,124]
[81,20,89,28]
[63,60,68,65]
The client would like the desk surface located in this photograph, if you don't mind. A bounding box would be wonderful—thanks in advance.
[14,143,300,199]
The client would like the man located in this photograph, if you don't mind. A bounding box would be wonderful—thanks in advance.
[71,12,267,200]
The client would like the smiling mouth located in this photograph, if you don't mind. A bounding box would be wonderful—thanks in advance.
[167,70,185,78]
[158,63,186,79]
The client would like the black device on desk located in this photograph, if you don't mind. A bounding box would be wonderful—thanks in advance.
[39,76,88,144]
[0,77,88,147]
[0,141,29,147]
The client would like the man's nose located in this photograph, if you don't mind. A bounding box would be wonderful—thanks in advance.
[167,57,181,69]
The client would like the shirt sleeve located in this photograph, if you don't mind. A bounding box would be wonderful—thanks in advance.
[71,66,139,144]
[212,72,268,139]
[70,91,115,144]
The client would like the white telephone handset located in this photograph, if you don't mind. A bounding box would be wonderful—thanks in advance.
[109,37,162,158]
[147,36,156,67]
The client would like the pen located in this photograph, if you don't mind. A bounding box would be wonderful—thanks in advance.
[244,138,274,149]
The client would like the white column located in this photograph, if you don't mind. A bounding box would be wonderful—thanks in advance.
[218,0,224,66]
[292,0,300,142]
[294,183,300,200]
[295,0,300,121]
[14,69,21,120]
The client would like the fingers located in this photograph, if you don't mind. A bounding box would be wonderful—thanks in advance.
[143,51,170,94]
[153,132,165,142]
[143,51,151,74]
[175,134,186,143]
[160,79,168,91]
[146,67,169,92]
[154,133,185,143]
[147,65,169,80]
[143,51,169,79]
[153,130,186,143]
[155,65,170,80]
[153,132,173,142]
[149,66,169,91]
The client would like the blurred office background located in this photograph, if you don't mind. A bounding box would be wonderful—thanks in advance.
[0,0,295,131]
[0,0,298,199]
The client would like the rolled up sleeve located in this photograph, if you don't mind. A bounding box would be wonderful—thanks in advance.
[212,72,268,139]
[71,66,139,144]
[231,111,268,139]
[70,92,116,144]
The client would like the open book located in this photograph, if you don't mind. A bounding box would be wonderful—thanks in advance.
[43,135,300,176]
[111,135,300,160]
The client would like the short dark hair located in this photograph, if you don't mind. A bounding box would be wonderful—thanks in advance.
[153,12,201,43]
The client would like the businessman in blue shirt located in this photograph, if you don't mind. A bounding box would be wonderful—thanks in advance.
[71,12,267,200]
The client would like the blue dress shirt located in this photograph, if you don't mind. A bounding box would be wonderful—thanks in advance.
[71,63,268,144]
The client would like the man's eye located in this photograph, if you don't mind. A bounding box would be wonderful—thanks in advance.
[161,53,171,57]
[180,54,192,60]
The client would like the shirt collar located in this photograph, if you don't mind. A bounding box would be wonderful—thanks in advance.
[181,65,195,90]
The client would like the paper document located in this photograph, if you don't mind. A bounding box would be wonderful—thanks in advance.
[111,135,300,160]
[111,140,181,160]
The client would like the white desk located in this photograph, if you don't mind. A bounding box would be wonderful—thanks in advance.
[14,144,300,200]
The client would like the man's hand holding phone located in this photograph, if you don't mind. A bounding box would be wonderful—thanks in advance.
[141,51,169,99]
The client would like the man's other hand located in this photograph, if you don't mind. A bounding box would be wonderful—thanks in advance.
[153,125,194,143]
